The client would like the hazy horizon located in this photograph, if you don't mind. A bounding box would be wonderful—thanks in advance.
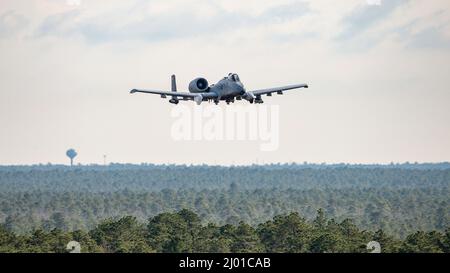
[1,160,450,168]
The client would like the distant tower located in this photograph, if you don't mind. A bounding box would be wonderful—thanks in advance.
[66,149,78,166]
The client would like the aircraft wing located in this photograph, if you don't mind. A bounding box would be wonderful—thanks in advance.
[250,84,308,96]
[130,89,218,99]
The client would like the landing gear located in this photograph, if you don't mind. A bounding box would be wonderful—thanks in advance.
[225,98,235,105]
[255,95,264,104]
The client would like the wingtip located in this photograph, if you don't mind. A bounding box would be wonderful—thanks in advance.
[305,84,309,88]
[130,89,137,94]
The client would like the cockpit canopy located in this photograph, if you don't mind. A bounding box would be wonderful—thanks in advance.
[228,73,240,82]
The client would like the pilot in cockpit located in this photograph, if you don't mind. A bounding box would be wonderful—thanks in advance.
[228,73,240,83]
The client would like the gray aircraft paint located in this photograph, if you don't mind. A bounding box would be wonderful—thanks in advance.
[130,73,308,105]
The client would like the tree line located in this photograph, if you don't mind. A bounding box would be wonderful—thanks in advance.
[1,209,448,253]
[0,165,448,238]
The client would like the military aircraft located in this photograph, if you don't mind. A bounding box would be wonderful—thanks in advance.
[130,73,308,105]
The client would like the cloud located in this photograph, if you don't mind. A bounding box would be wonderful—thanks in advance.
[1,1,450,165]
[33,1,311,44]
[259,1,310,21]
[392,9,450,49]
[35,9,81,37]
[333,0,450,51]
[0,10,28,38]
[404,25,450,49]
[337,0,409,41]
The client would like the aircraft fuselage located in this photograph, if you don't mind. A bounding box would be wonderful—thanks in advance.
[208,78,246,100]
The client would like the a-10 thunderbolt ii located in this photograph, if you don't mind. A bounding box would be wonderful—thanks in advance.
[130,73,308,105]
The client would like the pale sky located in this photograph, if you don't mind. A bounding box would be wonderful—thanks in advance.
[0,0,450,165]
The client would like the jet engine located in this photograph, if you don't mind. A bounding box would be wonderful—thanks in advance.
[188,78,209,93]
